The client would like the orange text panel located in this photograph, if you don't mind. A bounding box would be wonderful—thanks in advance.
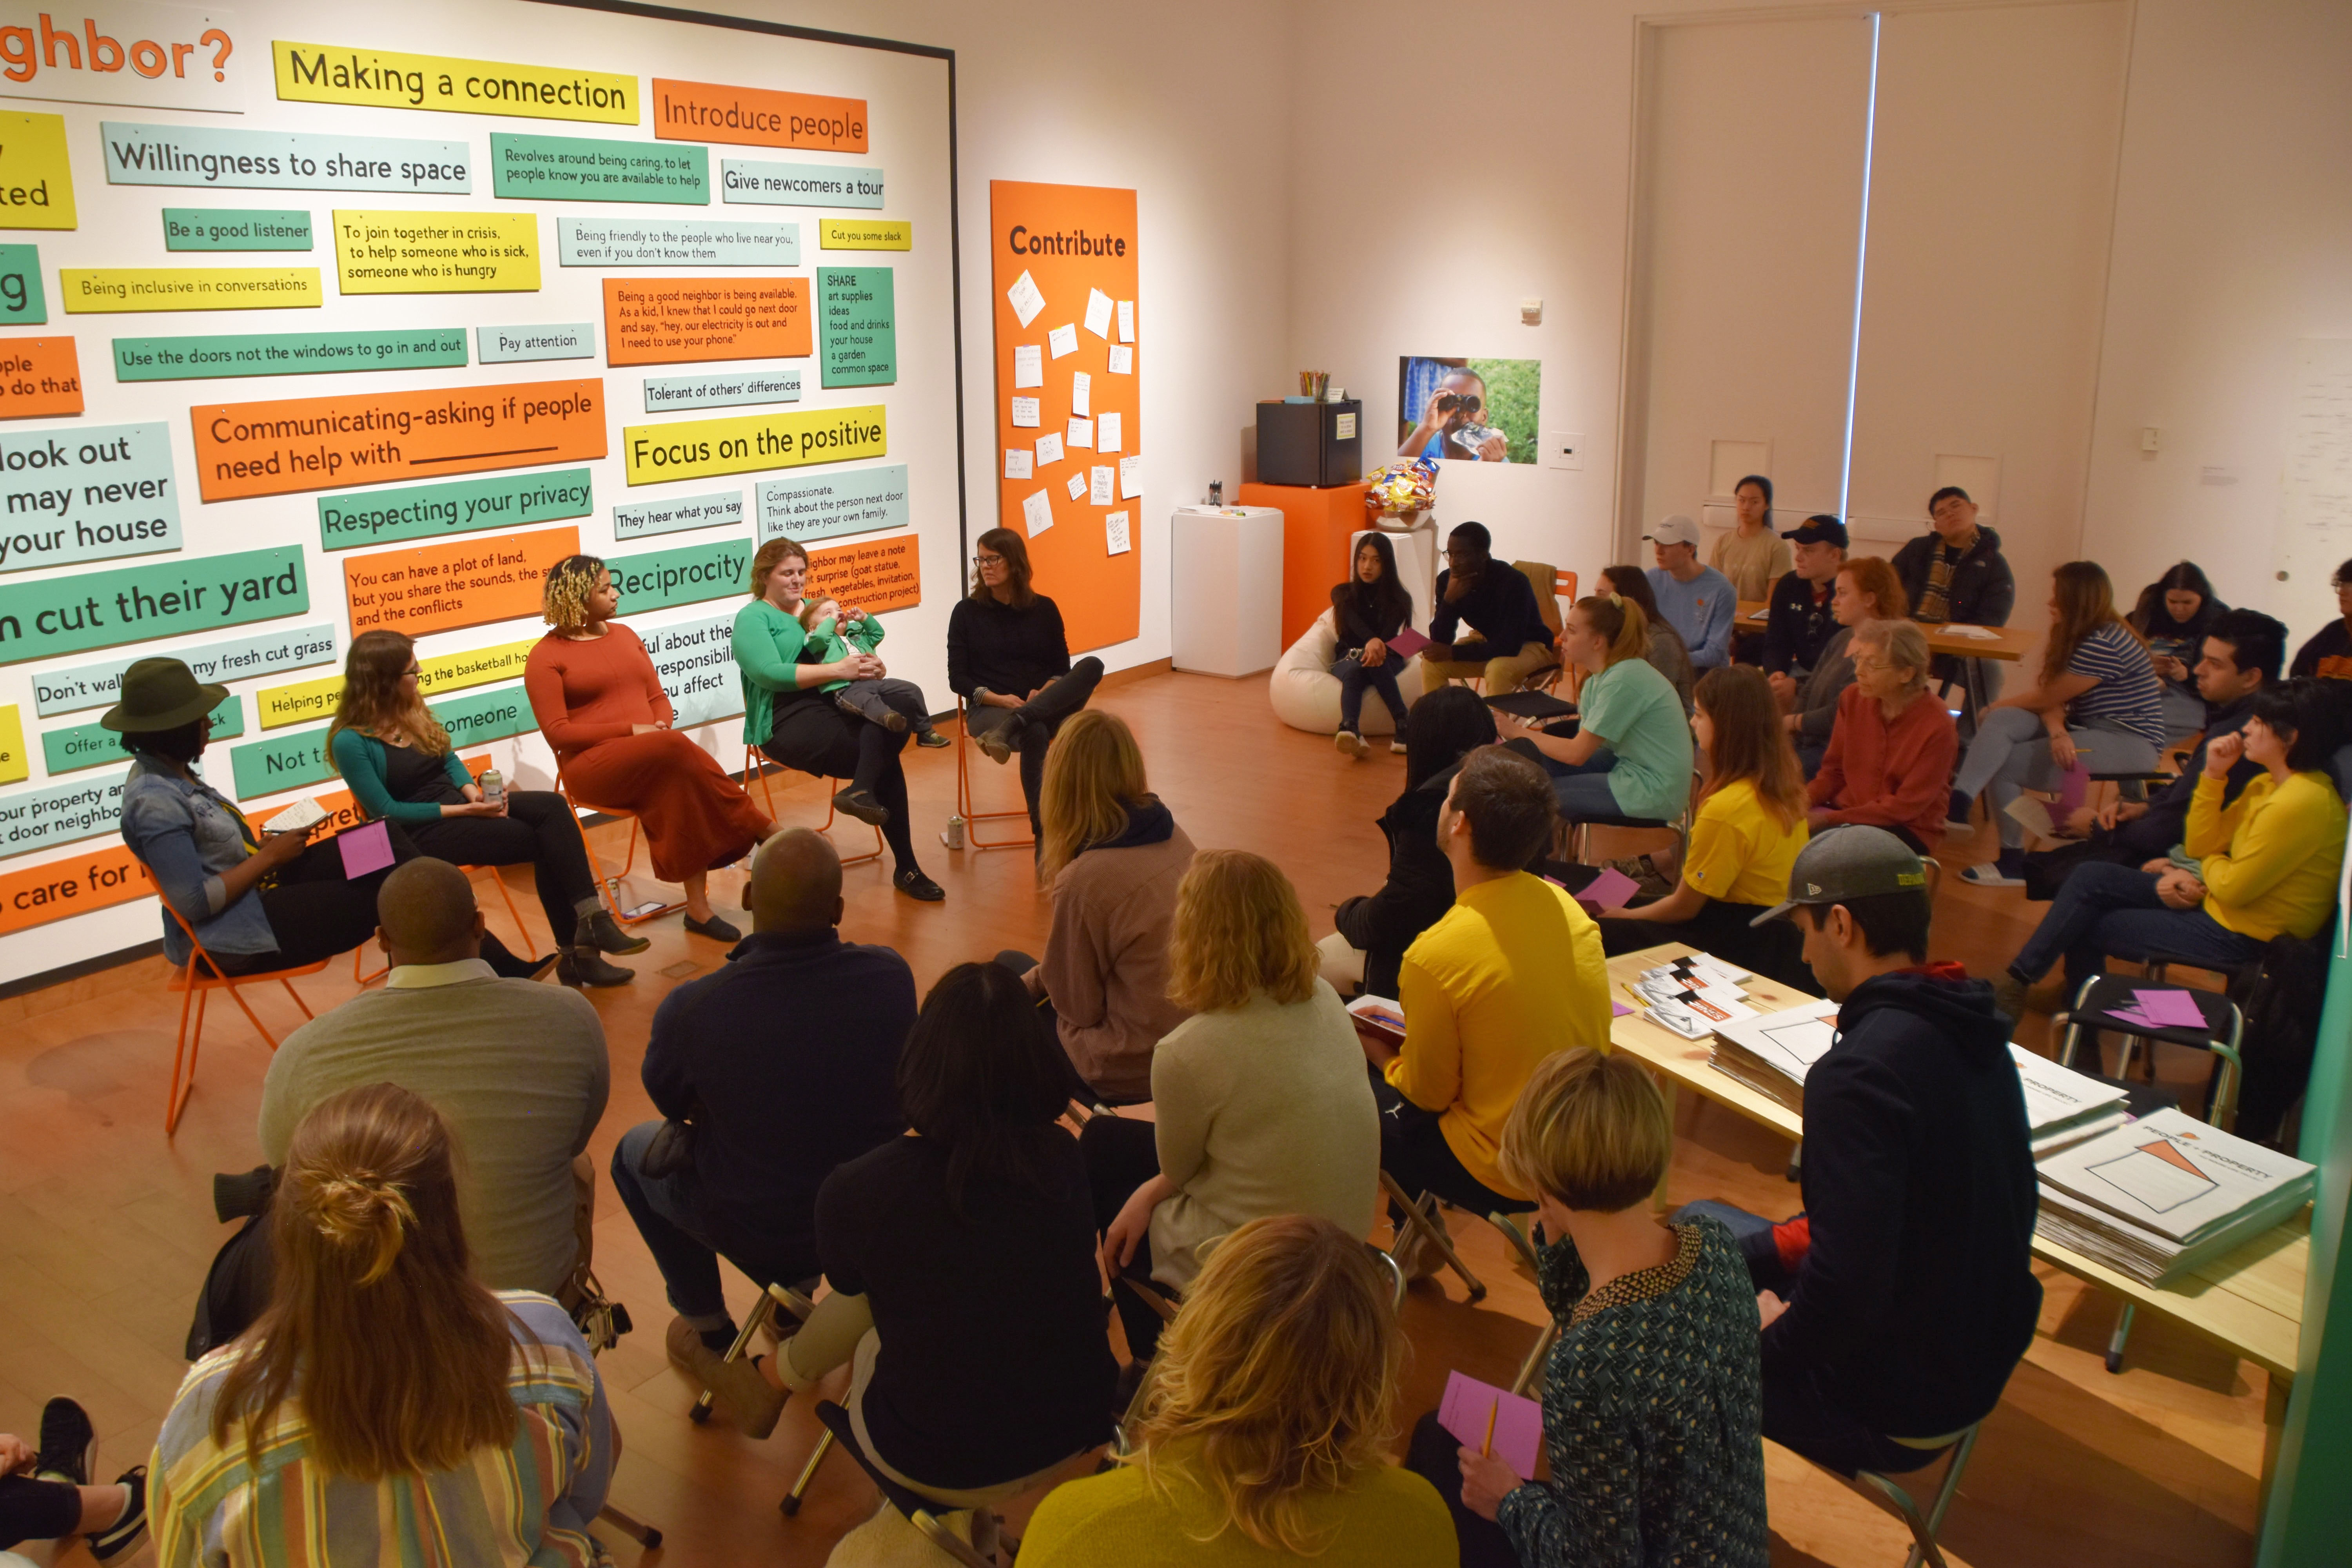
[344,526,579,638]
[0,338,82,419]
[807,533,918,614]
[603,278,809,367]
[192,379,608,501]
[650,79,868,151]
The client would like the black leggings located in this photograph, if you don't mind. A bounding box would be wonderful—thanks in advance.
[208,821,421,976]
[0,1474,80,1549]
[406,789,598,947]
[1077,1115,1176,1360]
[762,696,920,872]
[967,658,1105,834]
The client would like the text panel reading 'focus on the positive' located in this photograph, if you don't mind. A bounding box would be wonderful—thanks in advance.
[622,405,885,486]
[343,526,580,639]
[192,379,607,501]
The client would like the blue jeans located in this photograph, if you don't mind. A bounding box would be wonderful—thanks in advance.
[610,1120,733,1330]
[1330,654,1408,734]
[1955,709,2159,849]
[1536,746,1622,819]
[2008,859,2265,990]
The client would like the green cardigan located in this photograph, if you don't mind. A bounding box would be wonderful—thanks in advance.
[734,597,815,748]
[329,728,474,824]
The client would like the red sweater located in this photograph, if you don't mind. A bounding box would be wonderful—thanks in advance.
[1808,684,1959,849]
[523,624,674,761]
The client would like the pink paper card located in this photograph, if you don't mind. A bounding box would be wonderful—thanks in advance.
[1387,626,1431,658]
[2130,988,2206,1028]
[1612,1000,1635,1017]
[1437,1370,1543,1476]
[337,819,395,879]
[1575,866,1641,913]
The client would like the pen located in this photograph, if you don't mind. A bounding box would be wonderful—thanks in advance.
[1481,1398,1498,1458]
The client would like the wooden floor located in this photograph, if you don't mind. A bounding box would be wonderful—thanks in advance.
[0,669,2269,1567]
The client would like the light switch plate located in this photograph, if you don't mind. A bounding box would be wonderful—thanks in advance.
[1544,430,1584,470]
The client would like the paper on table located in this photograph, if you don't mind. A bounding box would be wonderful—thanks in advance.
[1013,344,1042,388]
[1067,418,1093,449]
[1117,299,1134,343]
[1085,287,1114,338]
[1090,465,1114,506]
[338,819,395,879]
[1035,432,1063,467]
[1071,371,1091,417]
[1940,624,1999,640]
[1006,270,1045,328]
[1098,411,1122,453]
[1065,472,1087,501]
[1003,448,1032,480]
[1022,488,1053,535]
[1118,454,1143,499]
[1105,510,1131,556]
[1009,396,1039,428]
[1438,1371,1542,1477]
[1108,344,1133,375]
[1048,323,1078,358]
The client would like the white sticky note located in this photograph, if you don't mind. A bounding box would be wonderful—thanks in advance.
[1034,432,1063,467]
[1098,411,1122,453]
[1013,344,1042,388]
[1023,487,1054,535]
[1090,465,1114,506]
[1007,270,1045,328]
[1108,345,1134,375]
[1004,448,1032,480]
[1117,299,1134,343]
[1067,417,1093,449]
[1071,371,1091,418]
[1048,323,1078,359]
[1119,454,1143,499]
[1084,287,1114,339]
[1010,396,1039,428]
[1105,510,1131,556]
[1065,472,1087,501]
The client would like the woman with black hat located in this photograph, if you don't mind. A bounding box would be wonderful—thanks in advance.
[112,657,545,978]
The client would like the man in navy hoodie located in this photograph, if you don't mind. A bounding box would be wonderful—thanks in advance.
[1711,826,2041,1474]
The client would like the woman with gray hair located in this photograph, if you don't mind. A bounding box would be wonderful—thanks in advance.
[1804,618,1959,854]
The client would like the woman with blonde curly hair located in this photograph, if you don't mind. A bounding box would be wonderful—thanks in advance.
[1021,1214,1455,1565]
[147,1082,616,1567]
[523,553,774,940]
[1081,851,1380,1362]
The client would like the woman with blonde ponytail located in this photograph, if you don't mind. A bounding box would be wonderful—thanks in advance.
[148,1083,615,1567]
[1505,594,1695,826]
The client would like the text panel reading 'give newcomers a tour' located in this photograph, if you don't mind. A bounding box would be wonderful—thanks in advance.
[0,0,962,962]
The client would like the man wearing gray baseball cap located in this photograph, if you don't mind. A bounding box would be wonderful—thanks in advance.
[1692,826,2040,1475]
[1644,514,1738,671]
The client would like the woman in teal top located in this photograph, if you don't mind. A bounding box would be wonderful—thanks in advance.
[734,536,943,902]
[1505,594,1695,824]
[326,629,647,985]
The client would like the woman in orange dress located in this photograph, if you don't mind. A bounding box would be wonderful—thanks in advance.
[523,554,773,942]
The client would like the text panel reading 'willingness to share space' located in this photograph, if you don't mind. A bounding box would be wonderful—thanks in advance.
[0,339,83,419]
[271,42,637,125]
[256,637,537,729]
[192,379,607,501]
[60,267,321,313]
[623,405,885,486]
[0,421,179,573]
[0,545,307,667]
[113,327,469,382]
[492,134,709,203]
[650,80,867,152]
[35,623,339,716]
[45,695,241,775]
[102,123,473,194]
[332,211,539,294]
[343,526,580,639]
[318,467,592,550]
[603,277,808,366]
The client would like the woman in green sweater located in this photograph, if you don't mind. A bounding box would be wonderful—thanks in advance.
[326,630,645,987]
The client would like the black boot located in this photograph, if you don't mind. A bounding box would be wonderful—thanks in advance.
[577,907,651,955]
[559,946,635,987]
[481,932,560,981]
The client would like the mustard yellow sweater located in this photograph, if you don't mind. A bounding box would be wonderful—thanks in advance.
[2185,769,2348,942]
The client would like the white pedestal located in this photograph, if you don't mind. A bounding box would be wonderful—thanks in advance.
[1172,505,1283,677]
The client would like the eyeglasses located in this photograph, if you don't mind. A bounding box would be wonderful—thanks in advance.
[403,665,422,677]
[1851,656,1893,672]
[974,553,1005,567]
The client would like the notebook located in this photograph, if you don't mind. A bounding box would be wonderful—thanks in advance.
[336,819,395,878]
[1386,626,1432,658]
[1484,690,1577,721]
[1437,1370,1543,1475]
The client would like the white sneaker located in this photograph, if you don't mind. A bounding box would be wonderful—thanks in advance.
[1335,730,1365,759]
[1390,739,1409,755]
[1960,861,2025,888]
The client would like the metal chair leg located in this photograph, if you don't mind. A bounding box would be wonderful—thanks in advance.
[780,1429,833,1516]
[2105,1301,2135,1374]
[691,1282,811,1422]
[597,1504,661,1548]
[1379,1171,1486,1301]
[1511,1321,1557,1398]
[1855,1425,1979,1568]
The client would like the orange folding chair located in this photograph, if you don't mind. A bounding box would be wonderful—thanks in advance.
[161,902,329,1136]
[954,698,1036,852]
[740,748,882,866]
[555,762,688,927]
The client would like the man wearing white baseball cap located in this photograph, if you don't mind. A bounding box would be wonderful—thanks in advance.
[1644,514,1738,671]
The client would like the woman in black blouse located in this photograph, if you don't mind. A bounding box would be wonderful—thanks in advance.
[1330,532,1416,757]
[946,528,1105,837]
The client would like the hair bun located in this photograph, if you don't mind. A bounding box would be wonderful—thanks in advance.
[307,1171,416,1285]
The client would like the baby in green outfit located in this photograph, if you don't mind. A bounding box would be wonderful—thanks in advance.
[799,596,949,746]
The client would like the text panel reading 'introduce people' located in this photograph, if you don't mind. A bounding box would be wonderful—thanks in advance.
[0,421,180,573]
[651,80,866,152]
[102,123,473,193]
[343,526,580,639]
[0,546,308,666]
[331,210,539,293]
[192,379,607,501]
[622,405,885,486]
[603,277,808,367]
[0,339,82,419]
[271,42,637,125]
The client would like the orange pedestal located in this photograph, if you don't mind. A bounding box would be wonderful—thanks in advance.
[1239,480,1374,648]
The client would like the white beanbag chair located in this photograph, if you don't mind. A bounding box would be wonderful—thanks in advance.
[1270,607,1428,737]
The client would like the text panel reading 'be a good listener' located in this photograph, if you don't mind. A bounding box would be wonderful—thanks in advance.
[192,379,607,501]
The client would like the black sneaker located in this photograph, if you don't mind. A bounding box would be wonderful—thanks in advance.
[559,947,636,987]
[894,867,946,902]
[683,911,743,943]
[88,1466,148,1564]
[578,907,652,956]
[915,729,951,748]
[832,786,890,827]
[35,1395,93,1485]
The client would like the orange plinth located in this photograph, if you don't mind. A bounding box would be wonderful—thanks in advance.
[1238,480,1375,648]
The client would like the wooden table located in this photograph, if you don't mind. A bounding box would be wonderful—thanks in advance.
[1606,941,2308,1503]
[1735,601,2038,715]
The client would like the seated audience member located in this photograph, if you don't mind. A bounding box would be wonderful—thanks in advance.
[0,1398,146,1564]
[1422,522,1555,695]
[1085,852,1381,1363]
[1644,514,1737,670]
[1787,557,1909,774]
[2288,556,2352,681]
[1589,668,1813,991]
[1409,1050,1768,1568]
[614,829,912,1437]
[1021,1216,1455,1566]
[1892,485,2017,701]
[1322,688,1497,998]
[1506,596,1695,828]
[151,1085,615,1566]
[1949,561,2167,886]
[1728,829,2040,1476]
[1598,563,1693,710]
[114,657,426,977]
[998,711,1196,1103]
[798,592,951,748]
[1708,473,1790,603]
[1374,747,1611,1229]
[1808,620,1959,856]
[1762,514,1849,689]
[774,964,1116,1536]
[259,859,609,1304]
[528,553,776,938]
[947,527,1106,837]
[1992,679,2349,1024]
[2130,562,2227,737]
[1330,531,1417,757]
[331,629,641,987]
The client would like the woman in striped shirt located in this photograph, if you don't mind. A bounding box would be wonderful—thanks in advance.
[149,1083,615,1568]
[1947,561,2166,886]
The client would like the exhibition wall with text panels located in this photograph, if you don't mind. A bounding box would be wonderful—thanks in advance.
[0,0,962,982]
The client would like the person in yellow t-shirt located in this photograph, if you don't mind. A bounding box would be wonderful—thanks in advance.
[1994,677,2348,1022]
[1590,666,1815,992]
[1370,746,1611,1223]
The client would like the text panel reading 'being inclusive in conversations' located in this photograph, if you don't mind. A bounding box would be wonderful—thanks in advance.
[60,268,322,313]
[623,406,885,486]
[604,277,808,367]
[0,546,308,666]
[331,211,540,293]
[192,380,608,501]
[343,526,581,639]
[271,43,637,125]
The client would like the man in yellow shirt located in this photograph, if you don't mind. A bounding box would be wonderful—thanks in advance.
[1993,679,2348,1021]
[1373,746,1612,1215]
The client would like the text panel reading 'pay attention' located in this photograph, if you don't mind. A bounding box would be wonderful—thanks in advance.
[343,526,580,639]
[192,379,607,501]
[603,278,808,367]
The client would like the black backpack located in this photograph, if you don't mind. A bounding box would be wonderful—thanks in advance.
[2223,920,2335,1149]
